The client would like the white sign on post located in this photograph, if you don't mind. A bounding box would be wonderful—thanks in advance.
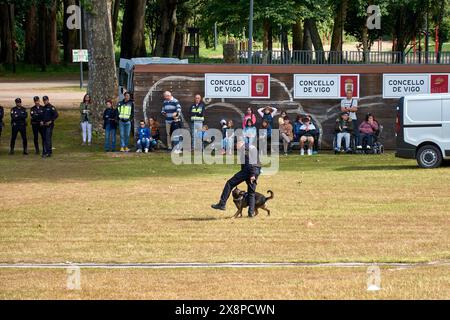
[72,49,89,63]
[204,73,270,99]
[382,74,429,98]
[293,74,360,99]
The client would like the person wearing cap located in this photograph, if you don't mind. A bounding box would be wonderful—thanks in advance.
[117,92,134,152]
[189,94,205,150]
[30,96,44,154]
[211,139,261,218]
[41,96,59,158]
[0,104,4,144]
[335,112,354,153]
[9,98,28,155]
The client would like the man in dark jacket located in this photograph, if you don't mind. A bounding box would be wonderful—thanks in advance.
[103,99,119,152]
[10,98,28,155]
[30,96,44,154]
[211,140,261,217]
[41,96,59,158]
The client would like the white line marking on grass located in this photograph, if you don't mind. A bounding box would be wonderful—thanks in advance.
[0,261,448,269]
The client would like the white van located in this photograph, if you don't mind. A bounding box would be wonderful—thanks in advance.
[396,94,450,168]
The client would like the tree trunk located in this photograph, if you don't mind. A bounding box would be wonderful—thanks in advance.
[302,21,313,63]
[112,0,121,40]
[154,0,178,57]
[39,2,47,71]
[330,0,348,52]
[46,0,59,64]
[85,0,118,130]
[25,6,40,64]
[305,18,325,63]
[63,0,78,64]
[0,3,15,64]
[120,0,147,58]
[292,19,303,51]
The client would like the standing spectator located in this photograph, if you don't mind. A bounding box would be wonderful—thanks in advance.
[298,117,317,156]
[117,92,134,152]
[335,112,353,153]
[278,110,287,127]
[103,99,118,152]
[9,98,28,155]
[257,106,277,130]
[161,91,182,150]
[0,104,4,143]
[41,96,58,158]
[243,118,257,145]
[170,112,183,154]
[136,120,152,153]
[223,119,235,155]
[341,89,361,149]
[279,116,293,156]
[148,116,162,149]
[359,113,379,150]
[189,94,205,149]
[259,120,272,154]
[30,96,44,155]
[242,107,257,129]
[80,94,93,146]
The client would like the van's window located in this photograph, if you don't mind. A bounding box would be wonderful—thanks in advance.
[406,99,441,122]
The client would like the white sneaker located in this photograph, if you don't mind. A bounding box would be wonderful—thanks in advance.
[136,149,142,153]
[300,149,305,156]
[357,145,363,149]
[366,145,371,150]
[144,148,149,153]
[307,149,312,156]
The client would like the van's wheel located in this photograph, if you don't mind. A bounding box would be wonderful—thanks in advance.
[416,145,442,169]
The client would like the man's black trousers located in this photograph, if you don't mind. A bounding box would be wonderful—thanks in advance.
[10,124,27,152]
[32,123,44,153]
[43,126,54,156]
[219,166,260,215]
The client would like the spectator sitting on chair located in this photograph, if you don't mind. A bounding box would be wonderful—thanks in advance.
[359,113,379,151]
[279,116,293,156]
[305,114,320,154]
[278,110,287,127]
[335,112,354,153]
[257,106,277,131]
[148,116,162,149]
[293,115,303,142]
[298,117,317,156]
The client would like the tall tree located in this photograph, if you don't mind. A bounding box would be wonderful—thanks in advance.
[63,0,78,63]
[120,0,147,58]
[111,0,121,40]
[154,0,178,57]
[0,2,15,64]
[24,3,40,64]
[330,0,348,52]
[85,0,118,128]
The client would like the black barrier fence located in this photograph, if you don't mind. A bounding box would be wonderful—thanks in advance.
[238,50,450,65]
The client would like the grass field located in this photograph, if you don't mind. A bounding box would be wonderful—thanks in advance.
[0,110,449,299]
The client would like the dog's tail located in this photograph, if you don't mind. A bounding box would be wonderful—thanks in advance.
[265,190,274,201]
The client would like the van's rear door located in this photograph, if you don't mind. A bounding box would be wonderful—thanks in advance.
[442,98,450,158]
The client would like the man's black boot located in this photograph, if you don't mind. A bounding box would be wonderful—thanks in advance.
[211,203,226,211]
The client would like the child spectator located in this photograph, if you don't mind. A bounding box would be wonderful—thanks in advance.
[103,99,118,152]
[136,120,152,153]
[220,119,227,155]
[243,118,257,145]
[279,116,293,156]
[148,116,162,149]
[259,120,271,154]
[335,112,354,153]
[278,110,287,127]
[170,112,183,154]
[359,113,379,150]
[242,107,257,129]
[293,115,303,142]
[224,120,235,155]
[298,117,317,156]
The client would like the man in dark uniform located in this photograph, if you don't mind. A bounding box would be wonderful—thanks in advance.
[9,98,28,155]
[211,140,261,217]
[41,96,59,158]
[0,104,4,143]
[30,96,44,155]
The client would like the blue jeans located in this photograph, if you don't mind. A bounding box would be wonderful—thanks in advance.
[137,138,150,150]
[360,134,374,148]
[191,121,203,149]
[104,125,116,151]
[119,121,131,148]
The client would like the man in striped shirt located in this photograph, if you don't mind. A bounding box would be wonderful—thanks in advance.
[161,91,182,150]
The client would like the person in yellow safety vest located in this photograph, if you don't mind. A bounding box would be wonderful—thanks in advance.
[117,92,134,152]
[190,94,205,150]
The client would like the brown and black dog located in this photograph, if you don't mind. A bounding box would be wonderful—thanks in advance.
[231,187,274,218]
